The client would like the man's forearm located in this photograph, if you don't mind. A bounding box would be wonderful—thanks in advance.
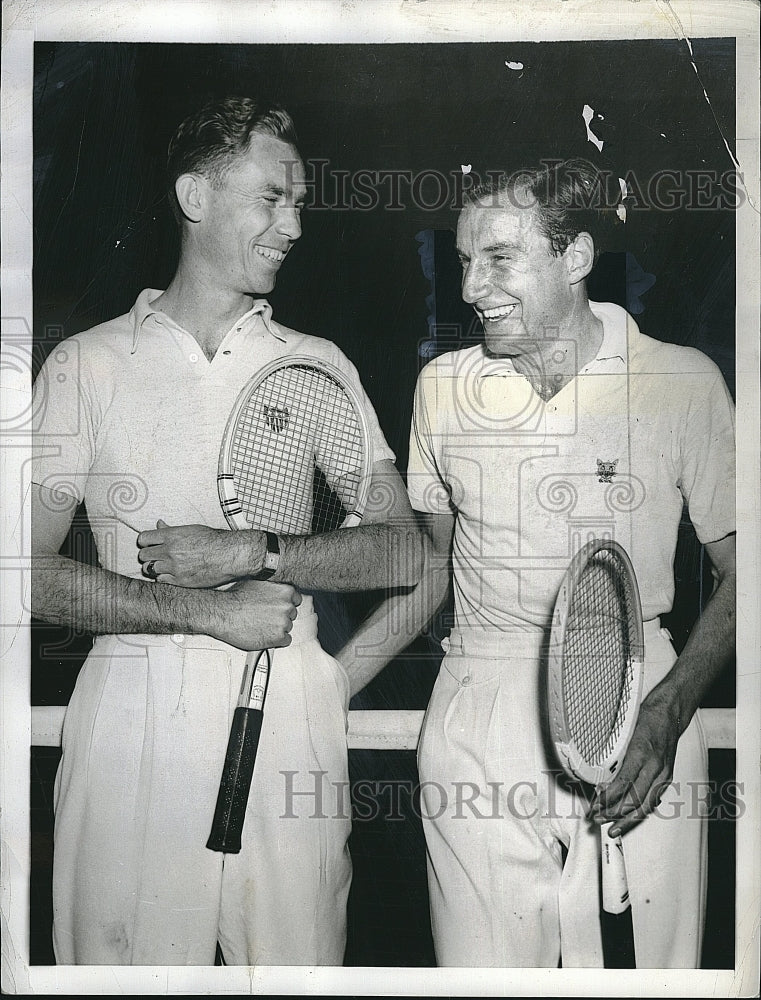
[589,550,736,834]
[32,554,213,636]
[272,523,424,591]
[646,567,736,732]
[335,553,451,697]
[32,552,302,652]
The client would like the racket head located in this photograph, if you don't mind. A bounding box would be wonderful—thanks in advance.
[548,538,645,787]
[218,355,373,534]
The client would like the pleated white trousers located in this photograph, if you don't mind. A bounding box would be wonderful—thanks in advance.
[52,599,352,966]
[417,620,708,968]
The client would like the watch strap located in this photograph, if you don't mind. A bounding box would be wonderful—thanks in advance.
[256,531,280,580]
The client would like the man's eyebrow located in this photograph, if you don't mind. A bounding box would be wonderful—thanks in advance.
[482,240,523,254]
[263,182,307,204]
[456,240,524,260]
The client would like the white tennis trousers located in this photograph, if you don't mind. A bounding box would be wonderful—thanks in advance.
[52,598,352,965]
[417,620,708,968]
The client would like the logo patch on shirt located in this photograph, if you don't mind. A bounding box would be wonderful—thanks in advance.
[264,405,289,434]
[597,458,618,483]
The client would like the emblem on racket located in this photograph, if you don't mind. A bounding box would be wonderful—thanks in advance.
[264,404,289,434]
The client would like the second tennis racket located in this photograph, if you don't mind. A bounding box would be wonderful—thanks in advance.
[547,537,645,966]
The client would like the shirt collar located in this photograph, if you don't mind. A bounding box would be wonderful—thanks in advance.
[582,300,631,373]
[129,290,287,354]
[475,300,633,379]
[475,351,521,378]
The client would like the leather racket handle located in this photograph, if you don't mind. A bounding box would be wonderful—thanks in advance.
[206,706,263,854]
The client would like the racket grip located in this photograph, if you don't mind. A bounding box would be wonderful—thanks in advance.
[206,706,263,854]
[601,821,630,914]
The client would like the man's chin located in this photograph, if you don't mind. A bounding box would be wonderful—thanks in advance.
[483,322,526,356]
[248,275,277,296]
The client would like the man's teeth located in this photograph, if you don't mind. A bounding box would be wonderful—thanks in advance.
[254,245,286,262]
[482,304,517,320]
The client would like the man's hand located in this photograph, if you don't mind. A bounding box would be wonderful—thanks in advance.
[587,691,680,837]
[137,520,265,587]
[207,577,302,651]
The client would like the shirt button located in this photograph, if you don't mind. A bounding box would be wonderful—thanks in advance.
[189,352,199,363]
[222,350,231,355]
[461,675,471,686]
[172,634,185,644]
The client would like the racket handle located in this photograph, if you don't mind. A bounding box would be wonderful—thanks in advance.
[206,706,263,854]
[601,821,630,914]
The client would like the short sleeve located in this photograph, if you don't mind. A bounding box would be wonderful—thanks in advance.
[31,338,98,503]
[406,363,453,514]
[679,365,736,544]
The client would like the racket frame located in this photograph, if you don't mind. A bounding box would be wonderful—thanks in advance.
[547,538,645,788]
[217,354,374,533]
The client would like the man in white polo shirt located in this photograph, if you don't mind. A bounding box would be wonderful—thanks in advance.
[340,158,735,967]
[31,95,422,966]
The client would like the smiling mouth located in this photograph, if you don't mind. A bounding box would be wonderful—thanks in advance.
[480,303,518,321]
[254,244,288,263]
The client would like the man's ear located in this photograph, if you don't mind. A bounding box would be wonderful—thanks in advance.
[174,173,205,224]
[566,231,596,285]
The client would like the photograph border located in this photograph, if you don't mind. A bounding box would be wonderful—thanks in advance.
[2,1,759,995]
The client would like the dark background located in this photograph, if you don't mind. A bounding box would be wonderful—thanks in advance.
[31,39,737,968]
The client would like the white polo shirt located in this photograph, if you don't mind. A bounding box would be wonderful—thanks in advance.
[407,300,735,630]
[32,289,395,579]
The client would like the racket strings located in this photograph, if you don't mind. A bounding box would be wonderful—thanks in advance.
[229,365,363,535]
[563,550,636,766]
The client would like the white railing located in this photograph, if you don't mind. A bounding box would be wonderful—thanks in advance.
[31,705,736,750]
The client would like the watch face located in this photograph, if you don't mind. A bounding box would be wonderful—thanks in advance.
[262,533,280,575]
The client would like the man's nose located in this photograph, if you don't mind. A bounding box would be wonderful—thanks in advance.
[461,259,488,304]
[276,206,302,242]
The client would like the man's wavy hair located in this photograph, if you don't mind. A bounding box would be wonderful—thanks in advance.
[166,96,299,224]
[465,158,624,261]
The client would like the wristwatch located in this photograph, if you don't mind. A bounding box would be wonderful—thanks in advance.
[256,531,280,580]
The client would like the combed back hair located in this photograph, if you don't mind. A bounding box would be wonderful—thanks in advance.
[166,96,299,223]
[465,158,624,260]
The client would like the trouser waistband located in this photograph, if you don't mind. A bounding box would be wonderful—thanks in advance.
[443,617,664,659]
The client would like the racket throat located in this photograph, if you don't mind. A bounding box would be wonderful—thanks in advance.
[600,820,630,914]
[237,649,271,711]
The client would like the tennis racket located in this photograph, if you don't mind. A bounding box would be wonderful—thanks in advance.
[206,355,373,854]
[547,537,645,966]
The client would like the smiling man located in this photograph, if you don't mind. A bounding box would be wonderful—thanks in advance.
[340,157,736,967]
[31,96,421,966]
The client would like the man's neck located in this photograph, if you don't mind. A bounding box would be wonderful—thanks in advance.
[508,305,603,402]
[152,265,259,362]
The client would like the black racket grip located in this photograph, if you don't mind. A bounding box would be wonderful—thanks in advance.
[206,706,263,854]
[601,908,636,968]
